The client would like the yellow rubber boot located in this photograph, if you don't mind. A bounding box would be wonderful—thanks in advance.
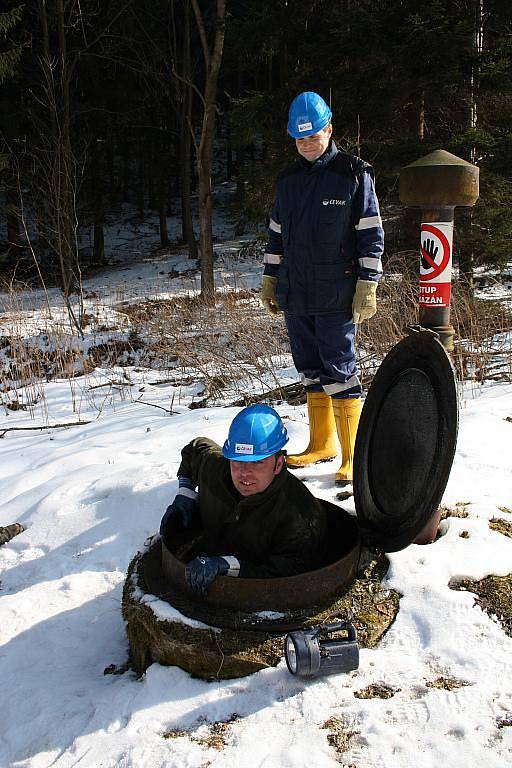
[332,397,362,484]
[287,391,337,468]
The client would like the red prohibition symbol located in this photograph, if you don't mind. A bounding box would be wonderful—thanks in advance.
[420,224,451,281]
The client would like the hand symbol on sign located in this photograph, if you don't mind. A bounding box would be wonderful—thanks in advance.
[421,238,438,270]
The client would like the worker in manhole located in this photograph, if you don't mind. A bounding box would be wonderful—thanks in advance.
[260,91,384,485]
[160,404,328,596]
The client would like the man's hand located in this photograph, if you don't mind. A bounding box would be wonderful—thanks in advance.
[352,279,377,324]
[160,490,197,539]
[260,275,280,315]
[185,556,230,596]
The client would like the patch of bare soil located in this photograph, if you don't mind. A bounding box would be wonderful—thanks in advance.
[353,683,400,699]
[426,677,471,691]
[450,573,512,637]
[0,523,25,546]
[322,716,358,758]
[439,503,470,520]
[163,714,239,751]
[489,518,512,538]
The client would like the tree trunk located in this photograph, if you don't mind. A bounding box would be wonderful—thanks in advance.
[56,0,77,296]
[178,0,198,260]
[190,0,227,304]
[5,164,21,255]
[157,130,170,248]
[460,0,484,292]
[418,90,425,141]
[38,0,80,306]
[137,136,145,218]
[93,208,105,264]
[225,109,233,181]
[92,138,105,264]
[235,143,246,200]
[122,138,130,201]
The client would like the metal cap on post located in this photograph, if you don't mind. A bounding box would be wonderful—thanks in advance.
[399,149,479,352]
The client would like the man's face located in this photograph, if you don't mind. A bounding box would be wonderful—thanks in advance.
[230,454,285,497]
[295,122,332,161]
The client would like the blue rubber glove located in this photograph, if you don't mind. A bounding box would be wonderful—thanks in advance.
[185,556,231,596]
[160,479,198,541]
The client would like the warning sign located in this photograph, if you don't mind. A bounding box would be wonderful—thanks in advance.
[419,222,453,308]
[419,282,451,306]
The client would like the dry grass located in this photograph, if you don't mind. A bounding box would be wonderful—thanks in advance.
[113,289,291,405]
[1,257,511,420]
[350,254,512,388]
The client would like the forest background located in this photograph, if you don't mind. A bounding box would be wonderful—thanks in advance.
[0,0,511,314]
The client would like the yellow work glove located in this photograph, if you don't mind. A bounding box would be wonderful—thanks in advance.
[260,275,280,315]
[352,279,377,324]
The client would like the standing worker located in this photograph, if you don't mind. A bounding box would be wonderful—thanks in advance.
[260,92,384,485]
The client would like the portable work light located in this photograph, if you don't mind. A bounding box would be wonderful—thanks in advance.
[284,621,359,678]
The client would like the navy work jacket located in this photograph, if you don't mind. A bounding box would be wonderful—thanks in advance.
[264,141,384,315]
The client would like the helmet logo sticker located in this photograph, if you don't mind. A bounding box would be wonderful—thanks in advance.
[235,442,254,455]
[297,121,313,132]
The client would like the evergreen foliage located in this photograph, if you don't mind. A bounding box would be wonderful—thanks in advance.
[0,5,23,86]
[0,1,511,287]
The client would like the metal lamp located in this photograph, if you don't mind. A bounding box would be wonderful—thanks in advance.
[284,621,359,678]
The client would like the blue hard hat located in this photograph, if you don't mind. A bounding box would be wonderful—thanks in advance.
[222,404,289,462]
[287,91,332,139]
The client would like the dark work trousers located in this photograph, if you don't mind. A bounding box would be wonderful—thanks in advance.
[285,312,362,399]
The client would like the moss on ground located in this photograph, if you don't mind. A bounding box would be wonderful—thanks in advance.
[123,543,400,680]
[305,552,400,649]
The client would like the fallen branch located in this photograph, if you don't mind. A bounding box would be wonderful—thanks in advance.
[88,381,133,390]
[0,421,92,438]
[135,397,177,415]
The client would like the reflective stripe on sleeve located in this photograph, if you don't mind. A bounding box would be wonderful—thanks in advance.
[323,376,361,395]
[300,374,321,386]
[359,256,383,273]
[177,487,198,501]
[355,215,383,231]
[222,556,240,577]
[263,252,282,265]
[269,218,281,233]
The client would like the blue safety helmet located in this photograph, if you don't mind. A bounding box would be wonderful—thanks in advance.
[222,404,289,462]
[287,91,332,139]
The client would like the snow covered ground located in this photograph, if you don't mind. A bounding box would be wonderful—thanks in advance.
[1,372,511,767]
[1,247,511,767]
